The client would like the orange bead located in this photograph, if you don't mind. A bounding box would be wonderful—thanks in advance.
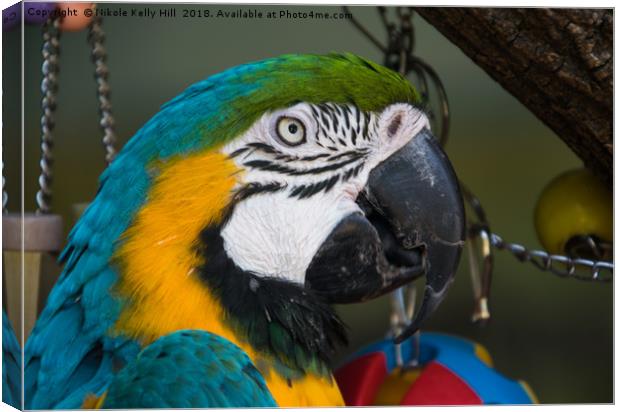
[58,3,94,32]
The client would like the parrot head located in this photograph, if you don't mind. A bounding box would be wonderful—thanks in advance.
[110,53,464,378]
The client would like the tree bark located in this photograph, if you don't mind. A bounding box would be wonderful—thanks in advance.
[415,8,613,186]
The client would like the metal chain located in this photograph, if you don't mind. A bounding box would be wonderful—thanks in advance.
[379,7,413,75]
[462,184,493,324]
[88,15,117,164]
[409,56,450,146]
[465,184,613,283]
[396,7,413,70]
[372,8,451,146]
[490,233,613,282]
[344,6,613,336]
[37,15,61,214]
[342,6,385,52]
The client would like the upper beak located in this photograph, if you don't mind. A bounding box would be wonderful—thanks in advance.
[305,129,465,342]
[365,129,465,342]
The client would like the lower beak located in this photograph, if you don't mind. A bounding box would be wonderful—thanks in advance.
[306,129,465,342]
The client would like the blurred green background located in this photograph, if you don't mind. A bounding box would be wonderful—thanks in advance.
[2,3,612,404]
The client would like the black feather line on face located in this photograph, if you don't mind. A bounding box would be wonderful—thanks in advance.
[289,174,335,199]
[233,143,334,164]
[244,153,365,176]
[323,174,340,192]
[300,153,331,161]
[362,112,370,140]
[319,107,330,129]
[195,220,348,378]
[351,129,359,146]
[233,182,287,202]
[334,104,345,118]
[229,147,250,158]
[320,125,333,144]
[331,108,340,132]
[341,106,352,135]
[310,105,320,119]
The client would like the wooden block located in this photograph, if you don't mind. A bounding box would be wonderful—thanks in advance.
[23,252,43,341]
[3,251,23,346]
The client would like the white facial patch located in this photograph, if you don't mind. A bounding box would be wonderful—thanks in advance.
[220,102,430,284]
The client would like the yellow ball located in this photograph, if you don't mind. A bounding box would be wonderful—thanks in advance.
[534,168,612,255]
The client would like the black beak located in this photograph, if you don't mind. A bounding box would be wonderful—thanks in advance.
[305,129,465,342]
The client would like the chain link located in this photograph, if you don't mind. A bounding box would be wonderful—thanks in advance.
[490,233,613,282]
[345,7,613,286]
[408,55,450,146]
[37,15,61,214]
[345,6,612,339]
[88,15,118,164]
[342,6,386,53]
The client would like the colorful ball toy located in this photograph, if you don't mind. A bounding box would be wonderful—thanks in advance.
[335,332,537,405]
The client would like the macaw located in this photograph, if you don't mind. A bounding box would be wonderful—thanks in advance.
[23,53,465,409]
[3,311,21,409]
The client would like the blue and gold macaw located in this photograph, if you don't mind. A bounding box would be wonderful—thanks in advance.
[22,53,465,408]
[3,311,21,409]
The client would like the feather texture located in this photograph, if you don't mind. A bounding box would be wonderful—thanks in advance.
[102,330,276,408]
[3,311,21,409]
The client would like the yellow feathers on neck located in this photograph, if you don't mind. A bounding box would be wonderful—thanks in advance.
[112,150,240,345]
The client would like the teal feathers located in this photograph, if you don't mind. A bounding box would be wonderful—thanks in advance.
[102,330,276,408]
[3,311,21,409]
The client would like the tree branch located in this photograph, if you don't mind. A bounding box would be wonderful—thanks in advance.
[415,8,613,186]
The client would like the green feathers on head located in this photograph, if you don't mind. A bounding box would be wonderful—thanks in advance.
[237,52,420,115]
[151,53,421,157]
[221,52,421,143]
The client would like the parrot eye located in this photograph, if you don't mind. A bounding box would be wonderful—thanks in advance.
[276,116,306,146]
